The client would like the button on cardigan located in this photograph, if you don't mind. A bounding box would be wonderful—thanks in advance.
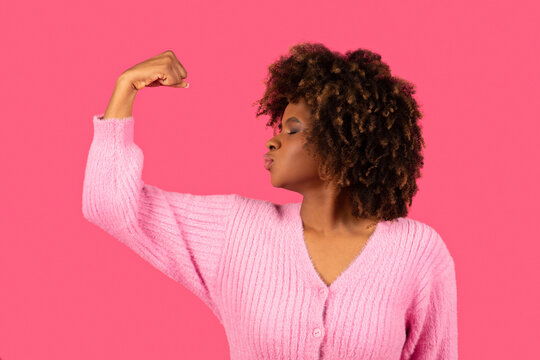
[82,113,458,360]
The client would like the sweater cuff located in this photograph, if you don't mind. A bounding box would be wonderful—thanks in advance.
[92,113,135,146]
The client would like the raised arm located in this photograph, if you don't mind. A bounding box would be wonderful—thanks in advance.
[82,51,236,320]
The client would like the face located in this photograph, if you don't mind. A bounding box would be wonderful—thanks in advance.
[264,98,322,193]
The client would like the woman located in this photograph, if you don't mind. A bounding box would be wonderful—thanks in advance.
[82,43,457,359]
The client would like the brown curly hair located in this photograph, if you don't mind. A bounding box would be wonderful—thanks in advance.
[252,42,426,221]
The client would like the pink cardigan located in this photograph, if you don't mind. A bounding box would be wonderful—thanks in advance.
[82,113,458,359]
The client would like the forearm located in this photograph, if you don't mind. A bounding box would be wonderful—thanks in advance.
[103,76,138,120]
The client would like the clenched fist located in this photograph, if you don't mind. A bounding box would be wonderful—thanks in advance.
[120,50,189,90]
[103,50,189,119]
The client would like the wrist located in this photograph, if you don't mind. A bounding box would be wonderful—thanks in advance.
[103,79,138,120]
[115,75,138,96]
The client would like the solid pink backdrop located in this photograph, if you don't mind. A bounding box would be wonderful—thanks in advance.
[1,0,539,358]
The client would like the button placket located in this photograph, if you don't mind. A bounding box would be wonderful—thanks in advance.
[311,287,327,340]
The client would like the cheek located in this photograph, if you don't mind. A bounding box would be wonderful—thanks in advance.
[283,142,319,173]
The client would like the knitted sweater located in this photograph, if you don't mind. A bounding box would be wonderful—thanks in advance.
[82,113,458,360]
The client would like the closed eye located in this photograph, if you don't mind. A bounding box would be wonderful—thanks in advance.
[272,129,298,136]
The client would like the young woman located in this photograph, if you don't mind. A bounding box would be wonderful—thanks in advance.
[83,43,457,359]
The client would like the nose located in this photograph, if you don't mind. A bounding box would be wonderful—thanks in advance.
[265,136,280,151]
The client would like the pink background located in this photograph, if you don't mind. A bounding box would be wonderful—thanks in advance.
[1,0,539,358]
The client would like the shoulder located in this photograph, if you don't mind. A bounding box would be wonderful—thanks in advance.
[388,217,449,250]
[388,217,455,277]
[227,194,293,223]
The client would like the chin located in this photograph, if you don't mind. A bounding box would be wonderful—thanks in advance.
[269,176,285,189]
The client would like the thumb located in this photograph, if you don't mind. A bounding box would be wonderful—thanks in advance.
[171,80,190,88]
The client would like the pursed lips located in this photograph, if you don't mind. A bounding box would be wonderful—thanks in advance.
[263,154,274,170]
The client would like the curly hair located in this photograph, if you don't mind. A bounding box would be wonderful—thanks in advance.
[252,42,426,221]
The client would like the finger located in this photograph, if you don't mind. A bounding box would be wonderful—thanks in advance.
[170,64,187,86]
[176,62,188,78]
[170,80,189,88]
[168,65,188,88]
[146,72,164,87]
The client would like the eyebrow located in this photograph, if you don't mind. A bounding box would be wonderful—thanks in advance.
[281,117,301,127]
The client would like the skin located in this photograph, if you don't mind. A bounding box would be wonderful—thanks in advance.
[264,97,380,240]
[102,50,375,286]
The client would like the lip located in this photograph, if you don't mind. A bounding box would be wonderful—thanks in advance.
[264,158,274,170]
[263,153,274,170]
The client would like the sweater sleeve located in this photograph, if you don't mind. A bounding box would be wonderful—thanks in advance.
[82,113,238,318]
[401,247,458,360]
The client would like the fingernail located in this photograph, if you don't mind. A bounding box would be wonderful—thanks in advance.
[185,82,190,88]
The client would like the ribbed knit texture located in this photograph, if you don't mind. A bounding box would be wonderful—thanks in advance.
[82,113,458,360]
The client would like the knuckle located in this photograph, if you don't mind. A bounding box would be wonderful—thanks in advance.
[164,55,174,65]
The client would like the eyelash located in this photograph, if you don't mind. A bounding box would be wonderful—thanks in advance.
[274,129,297,136]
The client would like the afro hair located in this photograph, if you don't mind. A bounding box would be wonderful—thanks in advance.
[252,42,426,221]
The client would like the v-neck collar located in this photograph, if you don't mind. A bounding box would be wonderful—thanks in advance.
[289,202,388,292]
